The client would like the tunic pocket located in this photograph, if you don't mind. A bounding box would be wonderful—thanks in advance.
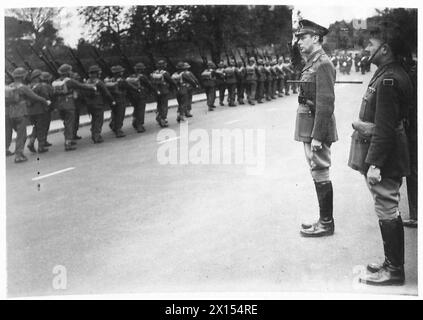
[348,130,370,173]
[295,107,314,139]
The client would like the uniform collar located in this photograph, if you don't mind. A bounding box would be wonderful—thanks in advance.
[306,48,324,63]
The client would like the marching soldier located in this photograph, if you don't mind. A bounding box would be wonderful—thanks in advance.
[85,65,115,143]
[282,57,294,95]
[127,62,158,133]
[255,59,266,103]
[27,70,53,154]
[150,60,177,127]
[348,24,413,286]
[264,60,273,101]
[245,57,258,105]
[235,61,246,105]
[71,72,85,141]
[270,60,278,99]
[171,62,199,122]
[183,62,200,117]
[5,67,50,162]
[201,61,217,111]
[293,19,338,237]
[52,64,96,151]
[224,60,237,107]
[105,65,140,137]
[276,57,286,97]
[215,61,227,106]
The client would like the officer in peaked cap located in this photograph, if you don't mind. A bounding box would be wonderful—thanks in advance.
[292,19,338,237]
[348,20,414,286]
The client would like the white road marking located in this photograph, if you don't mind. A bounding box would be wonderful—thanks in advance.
[32,167,75,181]
[225,120,241,125]
[157,136,180,144]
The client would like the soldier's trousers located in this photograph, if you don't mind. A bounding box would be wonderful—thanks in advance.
[59,109,75,141]
[176,92,189,115]
[111,102,126,131]
[88,107,104,140]
[272,80,277,97]
[217,84,226,103]
[303,142,332,182]
[264,81,272,100]
[6,115,27,155]
[204,86,216,107]
[156,94,169,120]
[187,89,194,111]
[226,83,237,105]
[406,138,418,220]
[28,113,50,145]
[284,77,291,94]
[245,81,257,102]
[256,81,265,102]
[73,102,82,137]
[237,83,245,103]
[365,177,402,220]
[132,99,146,126]
[277,78,284,96]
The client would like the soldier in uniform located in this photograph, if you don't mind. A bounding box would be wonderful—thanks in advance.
[293,20,338,237]
[150,60,177,127]
[224,59,237,107]
[52,64,96,151]
[255,59,266,103]
[245,57,258,105]
[127,62,158,133]
[264,60,273,101]
[27,70,53,153]
[201,61,217,111]
[276,57,286,97]
[5,67,50,162]
[215,61,227,106]
[282,57,294,95]
[235,61,246,105]
[183,62,200,117]
[348,24,413,286]
[270,60,278,99]
[85,65,115,143]
[71,72,85,141]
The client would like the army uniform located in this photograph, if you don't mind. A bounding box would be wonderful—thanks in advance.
[71,72,85,140]
[150,60,177,127]
[215,62,227,106]
[276,58,286,97]
[85,65,115,143]
[27,71,53,153]
[127,62,158,133]
[171,62,199,122]
[5,68,49,162]
[52,64,96,150]
[201,62,217,111]
[282,60,294,95]
[245,58,258,105]
[255,59,266,103]
[183,63,200,117]
[224,61,237,106]
[235,62,246,105]
[264,62,273,101]
[293,20,338,237]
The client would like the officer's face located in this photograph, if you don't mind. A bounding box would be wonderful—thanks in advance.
[297,34,318,54]
[365,38,386,65]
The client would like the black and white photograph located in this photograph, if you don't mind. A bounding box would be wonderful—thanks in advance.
[1,0,419,300]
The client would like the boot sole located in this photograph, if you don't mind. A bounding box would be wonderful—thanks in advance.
[300,230,334,237]
[359,278,405,286]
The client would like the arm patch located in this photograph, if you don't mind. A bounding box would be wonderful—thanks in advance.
[383,78,394,86]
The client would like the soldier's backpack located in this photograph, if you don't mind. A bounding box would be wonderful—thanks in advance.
[201,69,213,80]
[5,82,22,106]
[151,70,167,86]
[84,79,100,99]
[5,82,27,118]
[104,77,121,96]
[52,77,72,96]
[171,72,188,94]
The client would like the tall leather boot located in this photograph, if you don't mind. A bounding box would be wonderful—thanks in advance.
[361,217,405,285]
[300,181,335,237]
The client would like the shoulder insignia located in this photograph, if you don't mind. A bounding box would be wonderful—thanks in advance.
[383,78,394,86]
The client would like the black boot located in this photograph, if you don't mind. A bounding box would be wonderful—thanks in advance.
[27,137,36,153]
[300,181,334,237]
[361,217,405,285]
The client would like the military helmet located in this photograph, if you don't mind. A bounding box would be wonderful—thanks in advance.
[249,57,256,63]
[12,67,28,79]
[176,61,185,70]
[218,62,225,68]
[207,61,216,68]
[111,65,125,74]
[39,72,52,81]
[157,60,167,67]
[58,64,73,75]
[257,59,264,65]
[30,69,42,81]
[134,62,146,70]
[88,65,101,73]
[183,62,191,69]
[278,57,284,63]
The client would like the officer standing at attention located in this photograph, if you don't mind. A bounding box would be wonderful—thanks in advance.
[293,20,338,237]
[201,61,217,111]
[150,60,177,127]
[27,70,53,154]
[52,64,96,151]
[85,65,115,143]
[215,61,227,106]
[245,57,258,105]
[127,62,158,133]
[5,67,50,162]
[348,24,413,286]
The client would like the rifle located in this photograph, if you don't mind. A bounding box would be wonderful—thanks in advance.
[68,47,89,79]
[237,48,247,67]
[6,56,18,69]
[29,44,59,77]
[164,55,176,73]
[5,69,14,83]
[224,50,231,65]
[115,44,135,74]
[91,46,113,78]
[15,48,33,72]
[44,46,60,69]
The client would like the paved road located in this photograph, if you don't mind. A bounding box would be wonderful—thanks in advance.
[6,70,417,297]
